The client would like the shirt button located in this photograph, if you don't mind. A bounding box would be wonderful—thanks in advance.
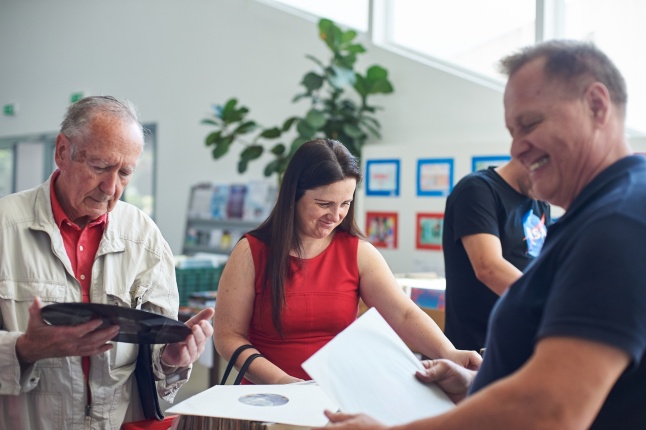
[80,245,84,251]
[80,274,86,280]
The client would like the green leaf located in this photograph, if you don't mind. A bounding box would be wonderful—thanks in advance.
[270,143,286,155]
[200,118,220,126]
[233,120,258,135]
[238,159,248,174]
[339,30,357,44]
[211,138,231,159]
[305,109,326,129]
[361,121,381,138]
[305,54,325,70]
[370,80,394,94]
[342,123,365,139]
[353,74,368,97]
[319,19,340,51]
[260,127,282,138]
[296,119,316,138]
[282,117,299,132]
[292,93,308,103]
[264,159,280,177]
[366,65,388,80]
[301,72,324,92]
[360,115,381,129]
[220,98,250,123]
[240,145,264,161]
[344,44,366,55]
[205,131,222,147]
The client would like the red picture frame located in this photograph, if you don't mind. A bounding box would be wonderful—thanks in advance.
[365,211,398,249]
[416,212,444,250]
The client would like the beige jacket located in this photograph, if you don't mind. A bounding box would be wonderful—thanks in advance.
[0,176,190,429]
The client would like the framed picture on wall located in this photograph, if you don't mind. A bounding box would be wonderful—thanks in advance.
[366,211,398,249]
[416,158,453,196]
[471,155,511,172]
[365,159,400,197]
[416,212,444,250]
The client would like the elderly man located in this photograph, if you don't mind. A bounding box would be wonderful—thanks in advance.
[0,96,214,429]
[324,40,646,429]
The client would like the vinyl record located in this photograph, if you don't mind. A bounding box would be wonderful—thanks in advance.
[41,302,192,344]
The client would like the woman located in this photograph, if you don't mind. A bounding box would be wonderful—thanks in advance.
[214,139,481,384]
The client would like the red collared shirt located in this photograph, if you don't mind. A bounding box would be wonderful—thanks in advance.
[50,170,107,388]
[50,170,107,303]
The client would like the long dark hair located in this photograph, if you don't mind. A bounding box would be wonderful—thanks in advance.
[248,139,363,334]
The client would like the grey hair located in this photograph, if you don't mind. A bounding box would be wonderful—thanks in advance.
[60,96,144,156]
[498,40,627,115]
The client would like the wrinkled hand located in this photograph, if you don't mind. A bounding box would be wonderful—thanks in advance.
[16,297,119,364]
[161,307,215,368]
[444,348,482,371]
[321,410,387,430]
[416,358,477,404]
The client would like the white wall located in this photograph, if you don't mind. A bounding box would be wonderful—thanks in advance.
[0,0,526,269]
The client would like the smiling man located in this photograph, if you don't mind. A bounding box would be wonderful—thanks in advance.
[324,40,646,430]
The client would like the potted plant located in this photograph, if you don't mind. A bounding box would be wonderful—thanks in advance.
[201,18,394,182]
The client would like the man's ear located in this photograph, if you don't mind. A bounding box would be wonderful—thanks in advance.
[54,133,69,168]
[585,82,611,125]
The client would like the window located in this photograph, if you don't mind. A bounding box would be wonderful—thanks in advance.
[259,0,645,134]
[387,0,536,82]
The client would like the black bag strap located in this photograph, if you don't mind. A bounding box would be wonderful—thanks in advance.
[135,343,164,420]
[220,344,261,385]
[233,353,264,385]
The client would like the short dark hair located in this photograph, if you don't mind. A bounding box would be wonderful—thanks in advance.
[60,96,143,156]
[249,139,364,333]
[499,40,627,115]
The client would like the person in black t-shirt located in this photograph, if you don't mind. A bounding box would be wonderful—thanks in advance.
[443,159,550,352]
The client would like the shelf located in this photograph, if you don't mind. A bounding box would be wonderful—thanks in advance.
[183,218,260,256]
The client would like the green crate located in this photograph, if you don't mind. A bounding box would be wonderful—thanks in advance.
[175,266,223,307]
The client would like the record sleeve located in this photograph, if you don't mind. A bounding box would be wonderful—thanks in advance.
[41,302,191,344]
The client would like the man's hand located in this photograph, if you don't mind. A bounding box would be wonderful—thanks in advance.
[416,358,477,404]
[15,297,119,365]
[161,307,215,368]
[322,410,387,430]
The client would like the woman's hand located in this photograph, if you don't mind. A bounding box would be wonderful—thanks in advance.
[416,358,477,404]
[443,348,482,370]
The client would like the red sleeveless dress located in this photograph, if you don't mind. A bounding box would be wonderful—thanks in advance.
[245,231,360,381]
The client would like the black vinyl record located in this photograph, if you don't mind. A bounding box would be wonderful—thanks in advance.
[41,302,192,344]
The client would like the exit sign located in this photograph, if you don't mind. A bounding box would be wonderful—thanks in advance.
[3,103,16,116]
[70,92,85,103]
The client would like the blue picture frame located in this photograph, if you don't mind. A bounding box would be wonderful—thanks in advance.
[471,155,511,172]
[416,158,454,197]
[366,159,400,197]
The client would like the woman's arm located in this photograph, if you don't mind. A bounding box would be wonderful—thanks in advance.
[213,238,302,384]
[357,240,481,369]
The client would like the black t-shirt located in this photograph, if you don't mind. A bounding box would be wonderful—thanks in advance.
[443,167,550,351]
